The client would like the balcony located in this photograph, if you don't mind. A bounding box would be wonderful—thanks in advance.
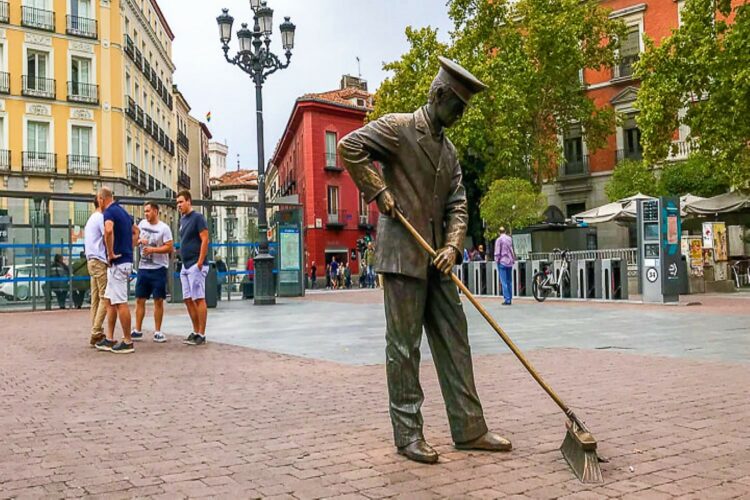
[0,2,8,23]
[22,76,55,99]
[0,150,9,171]
[67,81,98,104]
[612,55,638,81]
[202,154,210,167]
[22,152,56,173]
[66,15,97,39]
[134,48,142,70]
[667,140,693,161]
[143,60,151,78]
[560,154,589,177]
[324,152,344,172]
[127,163,147,191]
[616,148,643,163]
[124,34,134,58]
[21,6,55,31]
[149,69,158,89]
[178,170,191,189]
[326,212,346,229]
[0,72,8,94]
[135,105,144,127]
[203,184,211,199]
[177,130,189,151]
[67,155,99,176]
[125,95,136,119]
[147,174,156,192]
[358,211,378,230]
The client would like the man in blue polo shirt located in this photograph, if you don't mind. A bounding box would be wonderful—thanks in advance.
[95,187,139,354]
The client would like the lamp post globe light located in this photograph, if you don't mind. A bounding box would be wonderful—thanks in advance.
[216,1,296,306]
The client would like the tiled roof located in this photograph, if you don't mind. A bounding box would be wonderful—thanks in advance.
[300,87,373,110]
[211,169,258,189]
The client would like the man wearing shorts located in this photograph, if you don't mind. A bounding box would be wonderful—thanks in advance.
[177,190,210,346]
[96,187,139,354]
[132,202,173,343]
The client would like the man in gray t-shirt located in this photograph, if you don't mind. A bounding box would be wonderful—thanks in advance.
[132,201,173,343]
[177,190,210,346]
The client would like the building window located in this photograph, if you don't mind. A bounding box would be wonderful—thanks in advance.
[25,121,53,172]
[70,125,96,175]
[621,114,643,162]
[325,131,337,167]
[71,126,92,157]
[615,25,640,79]
[566,202,586,219]
[358,192,369,224]
[25,50,54,98]
[70,56,97,102]
[562,128,586,176]
[327,185,339,222]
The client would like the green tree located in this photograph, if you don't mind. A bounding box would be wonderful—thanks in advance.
[371,0,625,187]
[479,178,545,237]
[658,153,730,197]
[635,0,750,189]
[604,159,660,201]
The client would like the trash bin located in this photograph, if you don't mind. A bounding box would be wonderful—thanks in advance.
[242,279,254,299]
[205,262,218,308]
[170,263,183,303]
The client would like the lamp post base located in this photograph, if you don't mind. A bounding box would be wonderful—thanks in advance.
[253,252,276,305]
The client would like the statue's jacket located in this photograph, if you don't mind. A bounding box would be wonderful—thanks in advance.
[338,106,468,281]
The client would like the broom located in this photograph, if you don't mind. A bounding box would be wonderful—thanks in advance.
[394,210,603,483]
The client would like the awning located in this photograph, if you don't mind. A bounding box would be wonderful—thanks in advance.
[684,191,750,215]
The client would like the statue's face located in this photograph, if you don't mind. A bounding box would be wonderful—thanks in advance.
[435,88,467,129]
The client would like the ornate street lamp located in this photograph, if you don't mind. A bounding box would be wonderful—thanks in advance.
[216,2,296,306]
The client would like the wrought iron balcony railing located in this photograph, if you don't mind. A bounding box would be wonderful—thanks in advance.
[21,6,55,31]
[134,48,142,70]
[66,15,97,38]
[124,34,134,58]
[0,71,8,94]
[177,130,189,151]
[616,148,643,163]
[67,155,99,176]
[22,152,56,173]
[0,2,9,23]
[22,76,55,99]
[67,81,98,104]
[178,170,191,189]
[0,150,9,171]
[560,154,589,177]
[127,163,147,190]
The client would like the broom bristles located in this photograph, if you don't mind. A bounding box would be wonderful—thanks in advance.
[560,422,603,483]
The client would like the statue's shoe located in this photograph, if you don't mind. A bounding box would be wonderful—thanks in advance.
[455,431,512,452]
[397,439,439,464]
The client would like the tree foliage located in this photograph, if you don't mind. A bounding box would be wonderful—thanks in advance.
[479,178,545,237]
[658,153,730,197]
[604,159,659,201]
[370,0,625,188]
[635,0,750,189]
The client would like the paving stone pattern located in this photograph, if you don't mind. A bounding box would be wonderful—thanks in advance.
[1,309,749,499]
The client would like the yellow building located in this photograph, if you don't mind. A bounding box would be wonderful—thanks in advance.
[0,0,177,203]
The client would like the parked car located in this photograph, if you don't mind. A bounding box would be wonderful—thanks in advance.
[0,264,48,301]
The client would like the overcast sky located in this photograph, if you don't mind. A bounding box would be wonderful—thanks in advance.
[158,0,452,172]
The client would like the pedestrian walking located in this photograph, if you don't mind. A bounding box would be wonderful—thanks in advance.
[310,261,317,289]
[215,254,228,300]
[177,190,210,346]
[338,261,345,289]
[330,257,339,290]
[132,201,173,343]
[49,254,70,309]
[494,227,516,305]
[95,187,138,354]
[365,242,376,288]
[71,251,89,309]
[84,195,108,347]
[344,262,352,289]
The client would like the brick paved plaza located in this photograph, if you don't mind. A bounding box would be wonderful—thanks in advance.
[1,292,749,499]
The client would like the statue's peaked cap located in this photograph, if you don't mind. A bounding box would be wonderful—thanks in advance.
[436,56,487,104]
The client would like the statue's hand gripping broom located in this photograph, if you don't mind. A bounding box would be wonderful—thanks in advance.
[394,209,604,483]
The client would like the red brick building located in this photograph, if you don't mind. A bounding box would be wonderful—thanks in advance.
[542,0,725,247]
[269,76,379,277]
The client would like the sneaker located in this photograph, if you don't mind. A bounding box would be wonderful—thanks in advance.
[95,338,117,352]
[90,332,106,347]
[111,341,134,354]
[153,331,167,343]
[131,330,144,341]
[182,332,196,344]
[187,334,206,346]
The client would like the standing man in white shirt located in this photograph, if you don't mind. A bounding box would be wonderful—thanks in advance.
[131,201,173,343]
[84,195,108,347]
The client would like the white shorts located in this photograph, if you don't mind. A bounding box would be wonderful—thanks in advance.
[104,263,133,305]
[180,264,208,300]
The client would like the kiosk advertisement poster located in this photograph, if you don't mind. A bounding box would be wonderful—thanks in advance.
[279,226,300,278]
[713,222,728,262]
[513,233,532,259]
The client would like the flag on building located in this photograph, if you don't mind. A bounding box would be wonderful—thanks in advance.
[206,111,212,122]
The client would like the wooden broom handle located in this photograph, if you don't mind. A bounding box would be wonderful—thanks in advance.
[394,210,585,427]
